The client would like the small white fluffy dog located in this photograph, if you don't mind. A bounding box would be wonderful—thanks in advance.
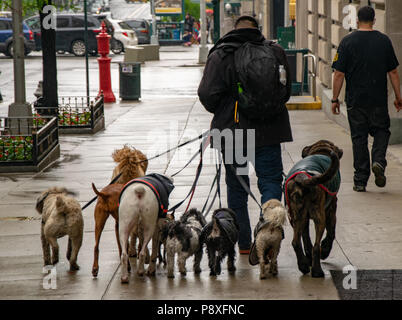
[119,175,173,283]
[255,199,287,279]
[36,187,84,271]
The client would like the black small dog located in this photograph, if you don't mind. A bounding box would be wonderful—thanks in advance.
[201,208,240,276]
[163,208,207,278]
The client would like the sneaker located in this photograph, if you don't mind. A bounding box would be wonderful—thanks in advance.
[372,162,386,188]
[353,185,366,192]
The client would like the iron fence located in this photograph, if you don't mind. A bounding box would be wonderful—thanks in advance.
[0,116,58,166]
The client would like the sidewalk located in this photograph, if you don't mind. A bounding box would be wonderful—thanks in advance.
[1,46,402,300]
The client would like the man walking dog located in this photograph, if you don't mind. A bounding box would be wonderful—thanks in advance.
[332,6,402,192]
[198,16,292,254]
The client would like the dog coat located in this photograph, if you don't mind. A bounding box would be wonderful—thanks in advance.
[202,209,239,245]
[119,173,174,218]
[284,154,341,208]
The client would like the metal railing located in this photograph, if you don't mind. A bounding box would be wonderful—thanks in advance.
[33,94,104,130]
[0,116,58,165]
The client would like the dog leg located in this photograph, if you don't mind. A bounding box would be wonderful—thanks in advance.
[69,235,82,271]
[193,248,203,274]
[207,245,216,276]
[115,221,122,258]
[119,219,133,283]
[227,246,236,274]
[215,254,223,275]
[41,227,51,266]
[257,245,267,279]
[92,209,108,277]
[302,222,313,267]
[166,242,175,278]
[321,199,337,260]
[128,229,137,258]
[67,238,72,261]
[292,209,311,275]
[47,237,59,265]
[138,225,154,277]
[178,252,188,276]
[269,244,280,276]
[311,214,326,278]
[147,227,160,276]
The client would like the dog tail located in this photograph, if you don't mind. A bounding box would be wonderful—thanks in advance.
[300,150,340,187]
[134,185,146,199]
[92,183,108,200]
[55,196,66,214]
[267,207,287,229]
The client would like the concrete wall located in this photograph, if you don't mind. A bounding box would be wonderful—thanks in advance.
[295,0,402,144]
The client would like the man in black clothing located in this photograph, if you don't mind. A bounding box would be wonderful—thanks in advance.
[198,16,292,253]
[184,13,194,33]
[332,6,402,192]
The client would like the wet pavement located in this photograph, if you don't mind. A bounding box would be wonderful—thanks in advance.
[1,45,402,300]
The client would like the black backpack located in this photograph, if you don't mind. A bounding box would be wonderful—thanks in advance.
[217,40,287,121]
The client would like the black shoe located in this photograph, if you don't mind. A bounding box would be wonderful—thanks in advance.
[372,162,386,188]
[353,185,366,192]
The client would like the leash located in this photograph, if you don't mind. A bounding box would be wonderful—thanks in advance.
[202,150,223,218]
[81,131,210,211]
[228,164,262,212]
[168,134,211,214]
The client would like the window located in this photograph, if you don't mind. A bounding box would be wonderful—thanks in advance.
[71,16,84,28]
[0,20,9,30]
[127,21,144,29]
[57,17,70,28]
[26,18,41,30]
[118,21,132,30]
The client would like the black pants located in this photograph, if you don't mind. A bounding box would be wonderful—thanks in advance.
[347,105,391,186]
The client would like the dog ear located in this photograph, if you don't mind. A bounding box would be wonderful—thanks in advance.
[302,145,311,158]
[36,192,49,214]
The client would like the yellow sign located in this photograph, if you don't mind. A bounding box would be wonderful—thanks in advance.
[333,52,339,62]
[155,0,182,15]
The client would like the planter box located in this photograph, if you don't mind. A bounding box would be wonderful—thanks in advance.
[34,95,105,134]
[0,116,60,172]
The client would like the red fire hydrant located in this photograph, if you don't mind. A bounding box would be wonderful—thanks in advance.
[97,21,116,103]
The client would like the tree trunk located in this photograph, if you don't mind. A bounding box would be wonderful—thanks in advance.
[39,0,58,116]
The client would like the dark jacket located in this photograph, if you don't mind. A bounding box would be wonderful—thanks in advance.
[119,173,174,218]
[198,28,293,148]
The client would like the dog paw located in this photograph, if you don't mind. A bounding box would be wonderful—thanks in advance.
[298,263,310,275]
[180,270,187,276]
[260,274,267,280]
[167,273,175,279]
[228,266,236,273]
[137,270,144,277]
[194,267,202,274]
[209,271,216,277]
[147,268,156,277]
[121,276,129,284]
[92,268,98,278]
[52,259,59,265]
[70,263,80,271]
[311,268,325,278]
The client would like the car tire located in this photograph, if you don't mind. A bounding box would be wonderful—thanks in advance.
[6,43,13,57]
[71,40,86,57]
[111,40,123,54]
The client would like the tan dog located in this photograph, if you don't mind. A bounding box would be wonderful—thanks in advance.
[285,140,343,278]
[111,145,148,184]
[36,187,83,271]
[255,199,287,279]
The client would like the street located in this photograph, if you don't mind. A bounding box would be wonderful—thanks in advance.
[1,45,402,300]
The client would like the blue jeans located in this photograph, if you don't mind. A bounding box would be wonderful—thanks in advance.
[224,144,283,250]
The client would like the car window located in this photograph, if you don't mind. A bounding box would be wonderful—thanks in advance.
[71,16,84,28]
[57,16,70,28]
[88,17,100,27]
[118,21,132,30]
[0,20,9,30]
[126,21,144,29]
[26,18,41,30]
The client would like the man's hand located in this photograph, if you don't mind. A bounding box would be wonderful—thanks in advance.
[394,97,402,112]
[332,101,340,115]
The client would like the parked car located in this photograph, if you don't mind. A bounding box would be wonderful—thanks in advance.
[108,19,138,54]
[0,17,35,57]
[124,19,150,44]
[24,13,101,56]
